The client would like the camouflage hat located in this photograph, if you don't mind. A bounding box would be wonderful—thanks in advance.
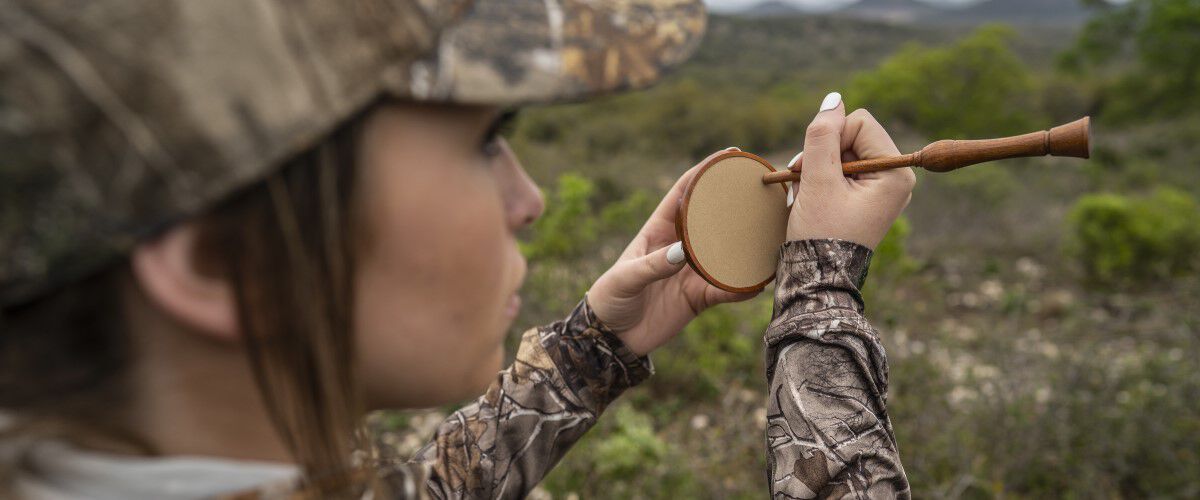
[0,0,706,306]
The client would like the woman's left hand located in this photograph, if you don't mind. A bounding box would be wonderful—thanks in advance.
[587,149,760,356]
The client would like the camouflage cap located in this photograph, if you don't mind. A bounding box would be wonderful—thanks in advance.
[0,0,706,306]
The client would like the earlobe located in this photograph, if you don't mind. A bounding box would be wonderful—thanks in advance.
[130,224,240,342]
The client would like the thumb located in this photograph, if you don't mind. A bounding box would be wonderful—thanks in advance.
[609,242,687,294]
[801,91,848,187]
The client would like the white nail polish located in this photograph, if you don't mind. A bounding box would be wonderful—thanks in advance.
[787,151,803,169]
[819,91,842,112]
[725,146,741,152]
[786,188,795,207]
[666,242,686,265]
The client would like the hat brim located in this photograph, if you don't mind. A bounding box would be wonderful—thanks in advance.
[397,0,707,106]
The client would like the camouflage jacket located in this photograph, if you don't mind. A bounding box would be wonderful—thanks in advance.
[226,239,909,499]
[764,240,910,499]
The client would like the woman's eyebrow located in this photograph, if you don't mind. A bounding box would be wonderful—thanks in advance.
[480,109,519,140]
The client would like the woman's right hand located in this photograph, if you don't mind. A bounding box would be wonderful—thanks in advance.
[785,92,916,249]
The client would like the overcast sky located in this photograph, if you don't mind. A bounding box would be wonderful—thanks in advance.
[705,0,989,12]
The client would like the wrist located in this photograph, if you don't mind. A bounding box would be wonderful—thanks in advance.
[581,294,653,356]
[773,239,873,314]
[786,225,880,251]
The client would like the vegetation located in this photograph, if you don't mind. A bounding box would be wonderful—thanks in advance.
[380,3,1200,498]
[848,25,1045,139]
[1063,0,1200,121]
[1067,188,1200,286]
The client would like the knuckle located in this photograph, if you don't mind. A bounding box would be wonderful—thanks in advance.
[805,120,839,140]
[887,177,915,195]
[848,108,875,122]
[877,169,916,196]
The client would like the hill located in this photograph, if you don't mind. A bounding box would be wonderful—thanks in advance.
[940,0,1091,24]
[737,0,1094,25]
[842,0,940,24]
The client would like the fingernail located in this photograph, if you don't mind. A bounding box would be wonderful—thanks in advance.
[725,146,741,152]
[666,241,686,265]
[819,91,842,112]
[787,151,803,170]
[786,188,795,208]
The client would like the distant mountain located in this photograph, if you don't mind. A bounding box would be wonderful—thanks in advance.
[842,0,940,24]
[735,0,1094,25]
[741,0,805,16]
[940,0,1091,24]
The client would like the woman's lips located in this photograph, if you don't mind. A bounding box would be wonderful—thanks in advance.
[504,293,522,319]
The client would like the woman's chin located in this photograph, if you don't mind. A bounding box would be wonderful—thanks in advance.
[473,344,506,390]
[444,346,505,403]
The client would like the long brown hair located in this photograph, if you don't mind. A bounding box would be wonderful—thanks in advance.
[1,107,372,495]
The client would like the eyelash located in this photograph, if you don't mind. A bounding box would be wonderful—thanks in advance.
[481,111,518,158]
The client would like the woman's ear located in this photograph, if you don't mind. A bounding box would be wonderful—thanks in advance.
[130,223,240,342]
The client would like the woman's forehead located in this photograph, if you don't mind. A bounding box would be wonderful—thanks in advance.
[367,101,501,133]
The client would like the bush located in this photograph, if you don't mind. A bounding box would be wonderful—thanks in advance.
[542,405,701,498]
[848,25,1045,139]
[517,173,661,334]
[521,174,599,261]
[521,174,658,261]
[1066,187,1200,285]
[871,215,918,279]
[511,74,821,166]
[651,298,769,400]
[1061,0,1200,122]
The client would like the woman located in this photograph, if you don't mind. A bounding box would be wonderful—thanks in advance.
[0,0,914,498]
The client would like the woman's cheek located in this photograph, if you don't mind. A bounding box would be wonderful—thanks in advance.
[453,191,513,325]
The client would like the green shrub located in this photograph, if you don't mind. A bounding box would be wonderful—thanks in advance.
[651,298,769,401]
[871,215,918,278]
[599,190,656,236]
[511,74,819,165]
[516,173,665,335]
[848,24,1045,139]
[592,406,669,479]
[542,405,701,498]
[521,174,598,261]
[521,174,659,263]
[935,167,1019,207]
[862,216,918,317]
[1061,0,1200,122]
[1066,187,1200,284]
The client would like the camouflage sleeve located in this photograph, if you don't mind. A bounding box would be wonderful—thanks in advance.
[764,239,911,499]
[407,297,653,499]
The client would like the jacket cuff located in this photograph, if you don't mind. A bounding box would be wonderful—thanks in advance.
[765,239,875,359]
[538,296,654,414]
[773,239,873,315]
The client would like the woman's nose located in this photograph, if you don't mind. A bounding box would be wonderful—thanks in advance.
[498,140,544,231]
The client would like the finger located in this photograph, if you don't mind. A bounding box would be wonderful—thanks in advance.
[794,107,896,172]
[625,147,742,261]
[841,109,901,160]
[610,241,687,294]
[646,147,742,227]
[705,287,759,307]
[787,151,803,172]
[801,92,848,187]
[841,109,917,191]
[784,152,803,207]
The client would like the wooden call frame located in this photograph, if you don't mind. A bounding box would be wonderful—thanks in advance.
[675,151,789,293]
